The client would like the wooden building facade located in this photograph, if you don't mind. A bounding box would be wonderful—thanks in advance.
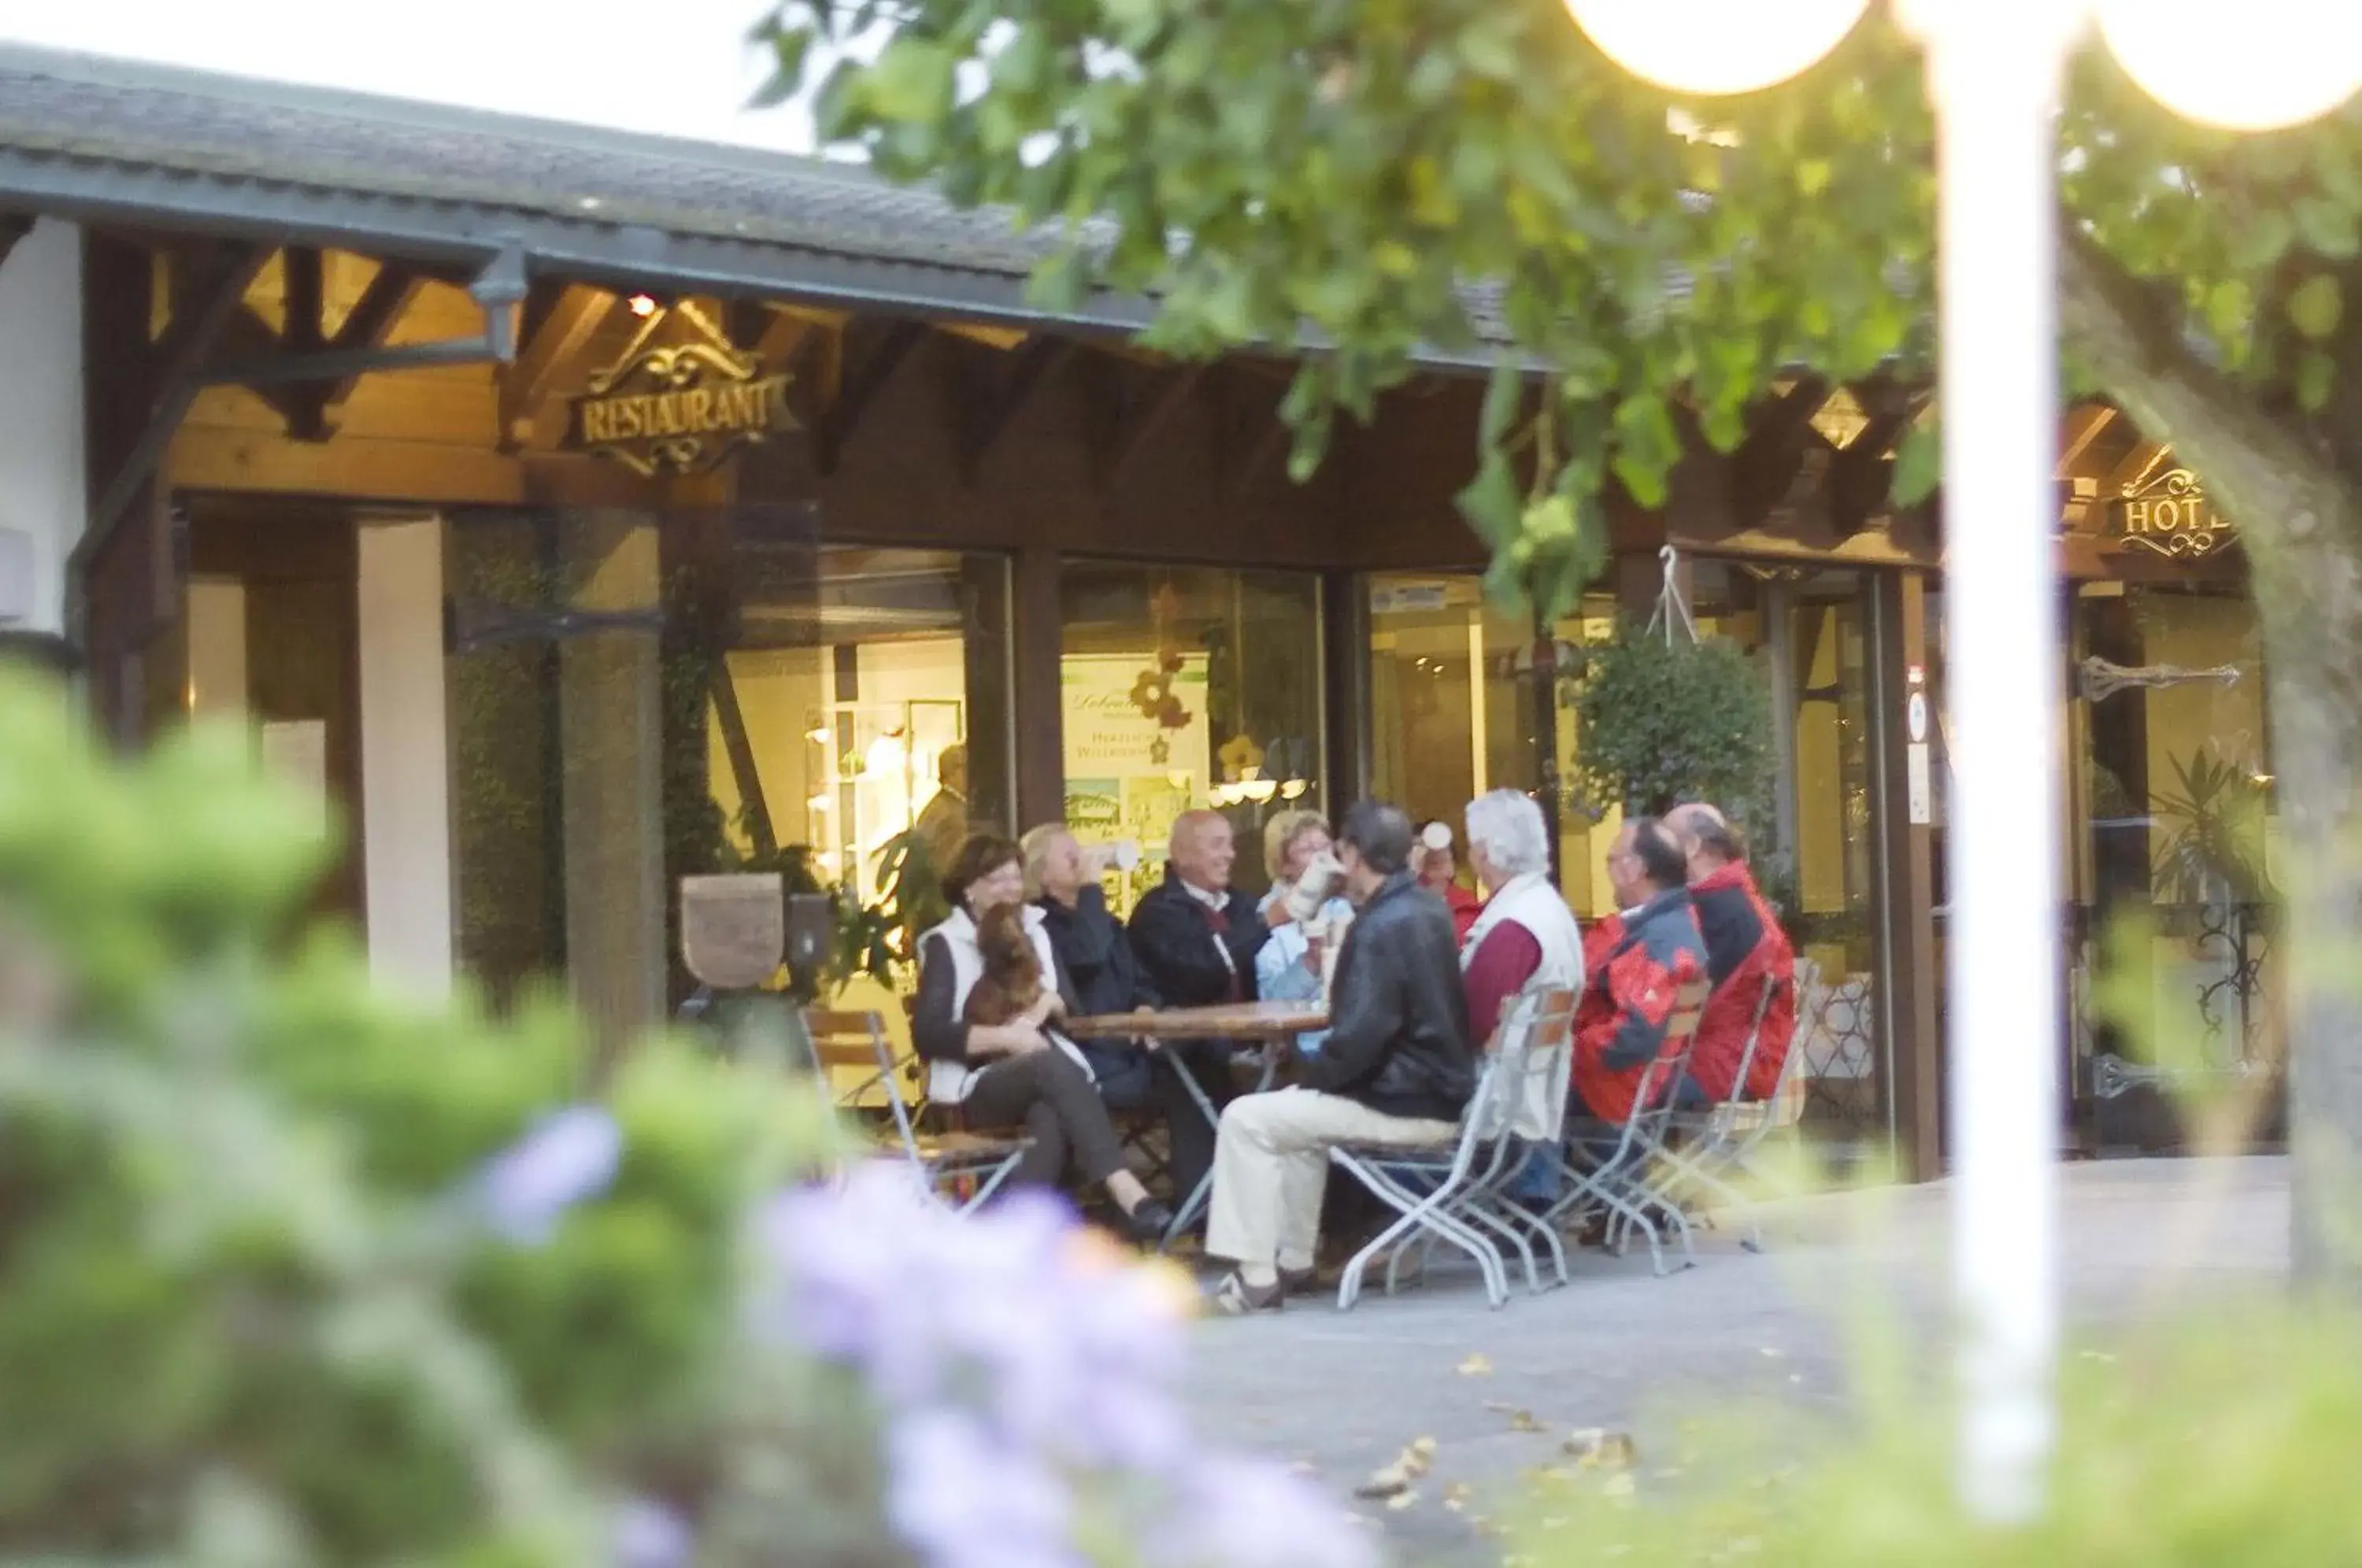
[0,46,2280,1176]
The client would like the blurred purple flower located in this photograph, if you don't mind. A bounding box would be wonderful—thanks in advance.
[612,1496,694,1568]
[887,1408,1078,1568]
[1152,1455,1379,1568]
[476,1104,622,1244]
[756,1162,1372,1568]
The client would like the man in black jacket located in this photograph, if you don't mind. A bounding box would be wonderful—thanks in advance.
[1203,801,1475,1313]
[1125,809,1270,1207]
[1025,823,1156,1107]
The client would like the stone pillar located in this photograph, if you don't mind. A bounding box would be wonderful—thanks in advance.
[559,511,665,1061]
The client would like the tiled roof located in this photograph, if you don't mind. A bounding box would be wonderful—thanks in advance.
[0,45,1513,365]
[0,48,1079,280]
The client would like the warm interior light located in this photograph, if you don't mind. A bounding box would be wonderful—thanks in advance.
[1563,0,1870,96]
[1242,777,1279,804]
[2096,0,2362,131]
[628,293,660,317]
[1279,779,1309,801]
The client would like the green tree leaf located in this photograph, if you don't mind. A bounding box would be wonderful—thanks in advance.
[860,36,958,126]
[1893,421,1941,508]
[2290,274,2345,341]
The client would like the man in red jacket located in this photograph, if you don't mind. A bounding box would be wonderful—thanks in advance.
[1665,804,1797,1104]
[1569,818,1707,1126]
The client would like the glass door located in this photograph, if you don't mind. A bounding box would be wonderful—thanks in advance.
[1775,569,1890,1161]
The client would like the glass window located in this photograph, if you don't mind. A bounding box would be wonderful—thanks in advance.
[1364,564,1779,919]
[705,545,1013,892]
[1368,575,1538,822]
[1367,574,1539,907]
[446,512,1013,1030]
[2071,581,2275,1085]
[1059,564,1322,911]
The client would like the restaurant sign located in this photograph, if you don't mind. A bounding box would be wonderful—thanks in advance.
[567,303,796,476]
[2114,468,2234,561]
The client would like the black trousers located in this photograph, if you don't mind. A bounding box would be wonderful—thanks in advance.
[1153,1038,1239,1207]
[963,1048,1129,1189]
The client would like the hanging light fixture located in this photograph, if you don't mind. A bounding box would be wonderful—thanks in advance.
[1561,0,1871,95]
[2094,0,2362,130]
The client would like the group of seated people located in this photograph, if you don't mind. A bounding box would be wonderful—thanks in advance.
[903,787,1797,1309]
[909,804,1304,1243]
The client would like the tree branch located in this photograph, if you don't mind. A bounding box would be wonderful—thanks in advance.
[2057,223,2349,566]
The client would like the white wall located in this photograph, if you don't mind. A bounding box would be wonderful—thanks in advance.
[0,220,86,635]
[357,518,455,996]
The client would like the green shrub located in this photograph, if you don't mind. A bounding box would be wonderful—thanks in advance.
[0,670,837,1562]
[0,668,1369,1568]
[1513,1302,2362,1567]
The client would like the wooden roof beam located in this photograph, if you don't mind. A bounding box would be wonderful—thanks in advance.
[2057,403,2118,479]
[313,259,426,431]
[87,239,269,552]
[1103,362,1208,494]
[818,317,924,476]
[1827,381,1920,538]
[955,334,1075,485]
[500,283,625,451]
[1729,375,1831,526]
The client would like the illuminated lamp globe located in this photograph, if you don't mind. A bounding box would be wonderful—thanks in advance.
[1564,0,1871,96]
[2097,0,2362,131]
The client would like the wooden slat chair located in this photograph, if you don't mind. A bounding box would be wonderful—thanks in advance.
[1649,971,1809,1252]
[798,1007,1030,1214]
[1540,974,1713,1276]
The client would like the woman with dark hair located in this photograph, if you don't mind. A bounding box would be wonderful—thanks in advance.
[910,832,1174,1241]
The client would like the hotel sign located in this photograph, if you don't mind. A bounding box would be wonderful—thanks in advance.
[2114,468,2234,561]
[567,303,796,476]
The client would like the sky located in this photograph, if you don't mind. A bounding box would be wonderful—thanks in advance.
[0,0,871,153]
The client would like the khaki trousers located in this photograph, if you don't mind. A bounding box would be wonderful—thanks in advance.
[1205,1086,1460,1285]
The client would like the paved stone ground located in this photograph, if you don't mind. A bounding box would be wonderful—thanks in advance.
[1181,1156,2290,1560]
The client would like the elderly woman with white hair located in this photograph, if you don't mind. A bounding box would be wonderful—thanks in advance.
[1460,790,1584,1041]
[1459,788,1585,1207]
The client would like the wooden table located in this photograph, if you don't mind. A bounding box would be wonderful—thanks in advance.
[1064,1000,1327,1041]
[1063,1000,1327,1245]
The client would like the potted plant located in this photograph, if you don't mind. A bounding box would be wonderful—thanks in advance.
[1565,617,1778,842]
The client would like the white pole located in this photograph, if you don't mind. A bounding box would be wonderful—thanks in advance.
[1916,2,2075,1523]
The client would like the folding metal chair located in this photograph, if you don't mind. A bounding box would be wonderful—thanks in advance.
[1650,1013,1809,1252]
[1422,986,1580,1292]
[1539,974,1712,1276]
[1638,972,1794,1249]
[796,1008,1030,1214]
[1324,1020,1534,1311]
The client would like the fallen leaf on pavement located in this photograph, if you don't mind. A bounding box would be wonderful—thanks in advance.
[1563,1428,1638,1470]
[1457,1353,1494,1377]
[1353,1437,1438,1497]
[1385,1490,1420,1512]
[1442,1482,1472,1512]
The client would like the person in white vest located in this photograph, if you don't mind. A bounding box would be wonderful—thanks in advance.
[1460,789,1584,1206]
[910,833,1175,1242]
